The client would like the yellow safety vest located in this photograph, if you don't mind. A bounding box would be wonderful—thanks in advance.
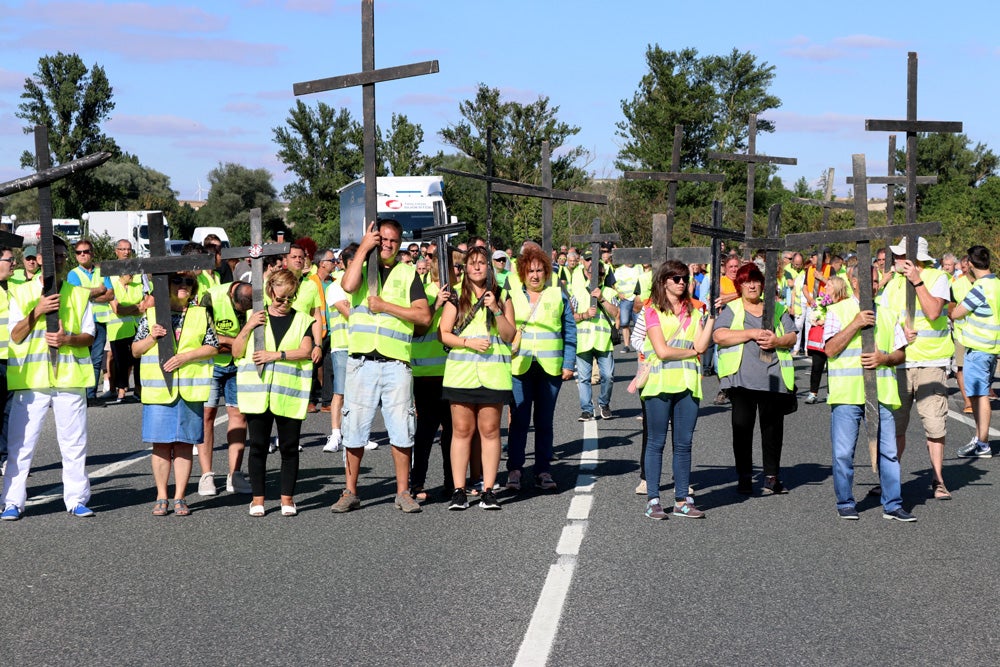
[960,276,1000,354]
[615,265,641,298]
[442,306,513,392]
[0,284,9,362]
[236,310,314,419]
[510,284,564,376]
[70,265,111,324]
[325,281,349,352]
[716,299,795,391]
[637,270,653,303]
[107,275,144,341]
[883,269,954,362]
[139,306,214,404]
[641,306,702,400]
[572,279,614,354]
[206,283,241,366]
[825,299,901,408]
[8,280,94,390]
[348,261,417,362]
[411,282,448,378]
[951,274,974,340]
[196,271,220,297]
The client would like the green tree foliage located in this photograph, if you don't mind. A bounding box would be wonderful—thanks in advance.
[382,113,436,176]
[91,154,175,211]
[195,163,283,246]
[15,52,120,216]
[439,83,590,245]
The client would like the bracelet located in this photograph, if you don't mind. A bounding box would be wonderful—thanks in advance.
[462,337,467,348]
[913,281,924,288]
[493,309,503,317]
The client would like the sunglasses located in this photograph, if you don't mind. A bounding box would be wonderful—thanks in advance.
[666,275,689,284]
[169,276,196,287]
[272,294,296,305]
[75,249,93,255]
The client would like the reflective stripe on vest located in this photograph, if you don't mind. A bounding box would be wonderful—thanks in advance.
[442,308,513,392]
[411,282,447,378]
[70,266,111,323]
[572,280,614,353]
[641,307,702,400]
[0,286,8,361]
[716,299,794,391]
[510,285,564,376]
[883,270,953,362]
[825,299,900,408]
[347,261,417,361]
[139,306,213,404]
[960,276,1000,353]
[325,281,349,351]
[236,310,314,419]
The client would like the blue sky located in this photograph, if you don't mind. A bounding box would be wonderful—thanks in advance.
[1,0,997,205]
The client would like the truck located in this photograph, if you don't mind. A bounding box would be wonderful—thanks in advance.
[14,219,82,244]
[338,175,447,248]
[83,211,171,257]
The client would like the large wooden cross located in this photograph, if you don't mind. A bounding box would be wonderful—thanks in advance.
[219,208,290,366]
[689,201,730,318]
[864,52,962,317]
[100,212,215,389]
[785,154,942,471]
[414,200,466,290]
[492,140,608,255]
[437,128,499,248]
[292,0,439,293]
[708,114,797,260]
[570,218,620,309]
[623,124,726,250]
[791,168,853,301]
[612,212,710,269]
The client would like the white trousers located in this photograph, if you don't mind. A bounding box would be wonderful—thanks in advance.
[1,388,90,512]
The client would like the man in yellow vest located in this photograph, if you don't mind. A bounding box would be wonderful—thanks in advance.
[572,253,619,420]
[615,260,641,353]
[1,236,96,520]
[0,246,14,470]
[823,292,915,521]
[10,245,40,286]
[67,239,113,405]
[951,245,998,459]
[951,255,976,414]
[330,219,431,514]
[103,239,145,403]
[881,236,954,498]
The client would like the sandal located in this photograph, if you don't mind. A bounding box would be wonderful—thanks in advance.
[932,482,952,501]
[963,405,973,414]
[172,499,191,516]
[151,499,169,516]
[411,486,428,503]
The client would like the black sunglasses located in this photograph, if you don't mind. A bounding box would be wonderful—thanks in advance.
[170,276,196,287]
[666,275,689,284]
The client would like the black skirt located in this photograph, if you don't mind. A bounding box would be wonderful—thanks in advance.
[441,386,513,405]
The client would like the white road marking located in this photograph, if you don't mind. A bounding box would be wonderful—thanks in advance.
[947,409,1000,438]
[514,419,599,666]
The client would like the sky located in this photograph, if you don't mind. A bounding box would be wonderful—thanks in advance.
[1,0,998,208]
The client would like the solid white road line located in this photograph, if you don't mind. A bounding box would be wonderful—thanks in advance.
[513,419,599,667]
[947,409,1000,438]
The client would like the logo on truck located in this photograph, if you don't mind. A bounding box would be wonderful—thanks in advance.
[385,199,403,210]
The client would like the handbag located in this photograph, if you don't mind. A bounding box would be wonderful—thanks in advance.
[627,307,686,394]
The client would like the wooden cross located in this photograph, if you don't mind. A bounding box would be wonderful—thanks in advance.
[791,167,853,301]
[612,212,710,269]
[864,51,962,317]
[785,154,942,472]
[219,208,290,366]
[708,114,797,260]
[292,0,439,293]
[492,140,608,255]
[414,200,466,290]
[437,127,498,248]
[0,151,112,199]
[623,124,725,249]
[569,218,620,309]
[100,212,215,389]
[689,201,730,318]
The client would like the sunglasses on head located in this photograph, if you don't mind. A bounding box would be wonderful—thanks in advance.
[666,275,689,284]
[170,276,196,287]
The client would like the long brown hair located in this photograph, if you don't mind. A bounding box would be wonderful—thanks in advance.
[457,245,498,327]
[650,260,691,317]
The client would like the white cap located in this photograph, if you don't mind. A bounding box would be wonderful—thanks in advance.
[888,236,934,263]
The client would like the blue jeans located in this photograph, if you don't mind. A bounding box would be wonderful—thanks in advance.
[88,321,107,399]
[342,357,415,449]
[830,403,902,512]
[644,390,699,502]
[575,350,614,412]
[508,362,563,475]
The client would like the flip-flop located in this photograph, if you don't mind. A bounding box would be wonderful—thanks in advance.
[963,406,973,414]
[151,499,169,516]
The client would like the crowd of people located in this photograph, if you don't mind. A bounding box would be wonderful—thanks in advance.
[0,226,995,522]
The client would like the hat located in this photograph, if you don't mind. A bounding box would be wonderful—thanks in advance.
[889,236,934,263]
[22,245,37,258]
[582,252,593,261]
[492,250,507,261]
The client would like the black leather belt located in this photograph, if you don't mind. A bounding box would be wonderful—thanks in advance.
[350,354,393,363]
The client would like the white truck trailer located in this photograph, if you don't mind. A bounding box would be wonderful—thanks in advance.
[83,210,171,257]
[337,175,447,248]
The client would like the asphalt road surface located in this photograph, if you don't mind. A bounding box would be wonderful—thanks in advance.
[1,353,997,666]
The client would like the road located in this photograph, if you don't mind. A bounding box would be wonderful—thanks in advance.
[1,354,997,666]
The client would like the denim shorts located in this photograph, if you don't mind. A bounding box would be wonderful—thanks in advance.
[330,349,348,396]
[206,363,239,408]
[963,349,997,397]
[619,299,635,328]
[342,357,415,449]
[142,398,205,445]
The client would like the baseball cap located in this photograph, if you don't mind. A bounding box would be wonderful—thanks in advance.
[23,245,37,258]
[492,250,507,261]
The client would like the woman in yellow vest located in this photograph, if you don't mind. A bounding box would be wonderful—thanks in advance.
[640,260,714,519]
[131,272,218,516]
[713,263,798,496]
[506,243,576,492]
[439,246,515,511]
[234,269,315,517]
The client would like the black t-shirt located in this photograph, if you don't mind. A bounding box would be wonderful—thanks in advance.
[268,312,312,350]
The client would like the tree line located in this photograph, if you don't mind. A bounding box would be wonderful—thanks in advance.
[3,49,997,261]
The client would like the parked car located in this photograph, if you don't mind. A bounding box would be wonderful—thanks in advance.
[166,240,187,256]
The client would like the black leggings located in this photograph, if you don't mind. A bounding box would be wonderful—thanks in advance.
[110,337,138,392]
[411,376,453,491]
[728,387,786,480]
[808,350,827,394]
[247,411,302,497]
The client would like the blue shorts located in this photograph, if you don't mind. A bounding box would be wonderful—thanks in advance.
[342,357,414,449]
[963,349,997,397]
[619,299,635,328]
[330,349,348,396]
[206,363,239,408]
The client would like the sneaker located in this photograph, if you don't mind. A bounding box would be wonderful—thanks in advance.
[535,472,557,491]
[68,503,95,518]
[762,476,787,495]
[506,469,522,491]
[227,471,252,495]
[330,490,360,513]
[672,501,705,518]
[322,433,341,453]
[394,492,422,513]
[578,411,595,422]
[364,440,379,450]
[737,477,753,495]
[883,507,917,522]
[837,506,860,520]
[268,436,278,454]
[713,390,729,406]
[634,479,647,495]
[599,405,613,420]
[448,488,469,511]
[804,393,818,404]
[958,438,992,458]
[479,489,501,510]
[1,504,22,521]
[644,499,668,520]
[197,472,217,497]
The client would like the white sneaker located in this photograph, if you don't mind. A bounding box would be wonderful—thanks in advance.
[364,440,379,450]
[227,471,252,494]
[323,433,341,453]
[268,436,278,453]
[197,472,217,497]
[635,479,647,495]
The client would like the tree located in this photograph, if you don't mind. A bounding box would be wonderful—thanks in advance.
[15,52,120,216]
[382,113,434,176]
[195,163,283,246]
[898,132,1000,212]
[91,154,175,211]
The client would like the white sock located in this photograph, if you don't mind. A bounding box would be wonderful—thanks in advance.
[331,428,342,441]
[648,497,659,506]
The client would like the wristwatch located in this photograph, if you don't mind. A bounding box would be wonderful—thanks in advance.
[280,351,286,361]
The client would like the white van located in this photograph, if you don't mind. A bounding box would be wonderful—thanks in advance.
[192,227,230,248]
